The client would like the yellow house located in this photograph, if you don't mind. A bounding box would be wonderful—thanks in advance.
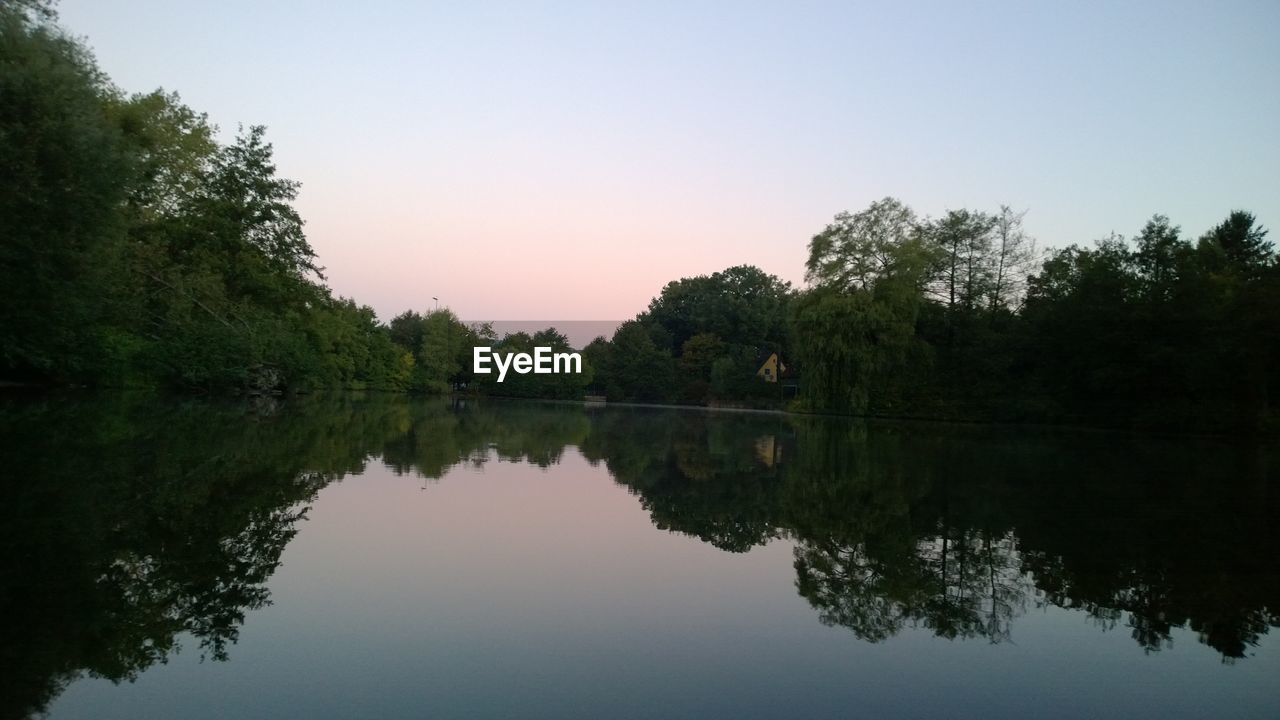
[755,435,781,466]
[755,351,784,383]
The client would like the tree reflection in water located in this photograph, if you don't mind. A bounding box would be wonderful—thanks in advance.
[1,395,1275,718]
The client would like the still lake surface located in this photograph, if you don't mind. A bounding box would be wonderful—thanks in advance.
[2,394,1277,719]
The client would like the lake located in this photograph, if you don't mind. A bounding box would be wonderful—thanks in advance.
[2,394,1277,719]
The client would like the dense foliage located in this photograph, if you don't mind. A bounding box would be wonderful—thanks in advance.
[788,198,1277,434]
[584,196,1276,434]
[0,5,410,392]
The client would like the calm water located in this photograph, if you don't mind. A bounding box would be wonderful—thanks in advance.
[2,395,1277,719]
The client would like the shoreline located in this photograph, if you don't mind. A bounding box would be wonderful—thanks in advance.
[1,383,1265,443]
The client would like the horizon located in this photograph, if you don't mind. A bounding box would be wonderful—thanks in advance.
[57,0,1280,322]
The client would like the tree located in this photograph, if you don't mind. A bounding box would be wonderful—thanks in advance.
[987,206,1037,314]
[205,125,322,293]
[5,0,57,21]
[926,208,996,318]
[1203,211,1273,278]
[791,288,925,414]
[581,336,613,395]
[1133,214,1185,300]
[388,310,428,353]
[1196,212,1277,430]
[805,197,935,294]
[645,265,791,355]
[0,6,130,379]
[112,90,218,222]
[605,320,676,403]
[793,198,938,413]
[677,332,724,403]
[416,309,468,392]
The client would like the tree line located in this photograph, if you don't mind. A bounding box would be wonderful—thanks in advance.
[579,197,1275,434]
[3,3,1275,434]
[787,198,1277,434]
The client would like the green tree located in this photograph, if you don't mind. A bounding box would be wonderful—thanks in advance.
[805,197,935,293]
[415,309,467,392]
[604,320,676,403]
[677,332,724,403]
[0,6,130,380]
[925,209,996,323]
[645,265,791,355]
[388,310,428,353]
[581,336,613,396]
[1204,211,1273,278]
[1133,214,1185,300]
[793,198,937,414]
[1197,212,1277,430]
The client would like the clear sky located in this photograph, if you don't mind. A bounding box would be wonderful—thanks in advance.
[58,1,1280,322]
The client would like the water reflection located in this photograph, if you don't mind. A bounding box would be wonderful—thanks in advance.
[588,409,1280,658]
[1,394,1276,718]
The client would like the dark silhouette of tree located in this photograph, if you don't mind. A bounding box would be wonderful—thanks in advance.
[3,395,1276,719]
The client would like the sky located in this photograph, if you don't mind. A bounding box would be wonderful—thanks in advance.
[58,0,1280,322]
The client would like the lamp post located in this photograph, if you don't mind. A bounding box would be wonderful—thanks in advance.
[778,348,784,407]
[432,297,451,391]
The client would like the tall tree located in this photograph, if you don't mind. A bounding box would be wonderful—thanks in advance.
[0,6,130,379]
[794,198,937,414]
[987,206,1038,314]
[926,208,996,317]
[1133,214,1185,300]
[806,197,934,295]
[1203,211,1273,278]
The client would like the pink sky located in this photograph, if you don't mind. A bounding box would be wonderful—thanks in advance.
[56,1,1280,323]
